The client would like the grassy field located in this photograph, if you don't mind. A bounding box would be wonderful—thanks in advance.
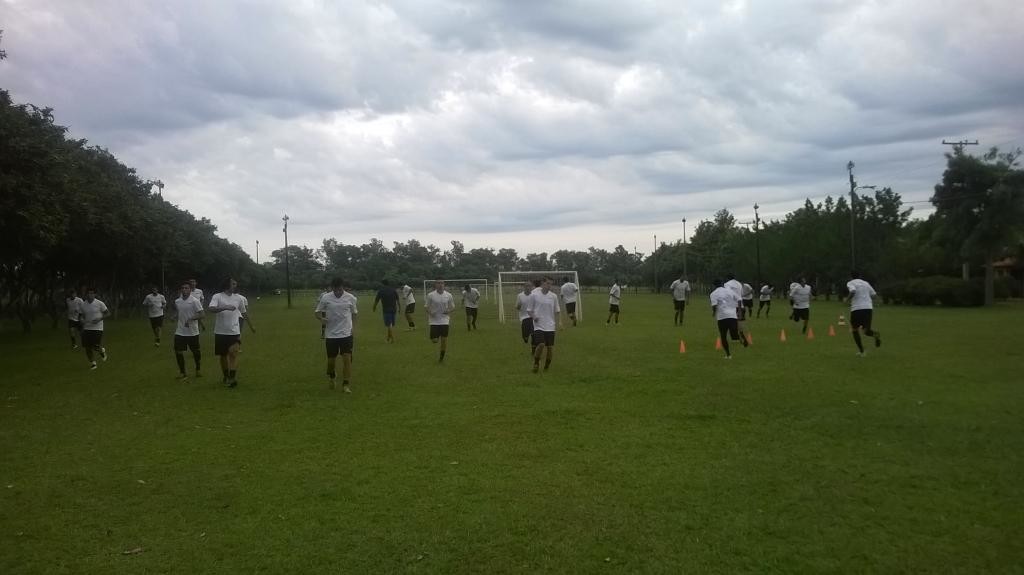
[1,292,1022,574]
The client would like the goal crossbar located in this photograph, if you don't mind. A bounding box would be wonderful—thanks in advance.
[423,278,491,302]
[497,270,581,324]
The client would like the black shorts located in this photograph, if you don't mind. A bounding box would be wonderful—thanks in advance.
[82,329,103,348]
[466,307,478,318]
[793,308,810,321]
[520,317,534,340]
[673,299,686,311]
[717,318,739,340]
[149,316,164,329]
[531,330,555,347]
[174,334,200,352]
[609,304,620,313]
[851,309,873,331]
[758,299,771,308]
[68,319,82,330]
[429,325,450,339]
[405,303,416,314]
[566,302,577,314]
[325,336,354,358]
[743,299,754,310]
[214,334,241,356]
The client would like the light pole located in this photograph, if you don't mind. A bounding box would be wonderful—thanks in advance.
[282,214,292,309]
[682,218,688,277]
[847,161,877,271]
[753,204,761,291]
[653,234,658,292]
[154,180,166,293]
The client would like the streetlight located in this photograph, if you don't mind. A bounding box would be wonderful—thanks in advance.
[850,184,876,270]
[653,234,658,292]
[282,214,292,309]
[681,218,688,277]
[753,204,761,292]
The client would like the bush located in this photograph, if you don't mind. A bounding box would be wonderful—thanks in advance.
[880,276,985,307]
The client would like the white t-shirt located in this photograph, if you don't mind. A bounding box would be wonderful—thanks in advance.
[759,285,773,301]
[315,291,358,338]
[669,279,690,301]
[426,290,455,326]
[80,298,109,331]
[560,282,579,303]
[174,296,203,336]
[208,292,247,335]
[609,284,621,305]
[67,297,83,321]
[528,289,561,332]
[847,279,877,311]
[402,285,415,305]
[516,292,532,321]
[741,283,754,300]
[788,282,800,296]
[724,279,743,301]
[463,287,481,309]
[192,288,205,304]
[790,284,812,309]
[710,288,740,320]
[143,293,166,318]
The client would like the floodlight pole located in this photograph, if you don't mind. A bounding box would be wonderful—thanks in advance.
[753,204,761,291]
[282,214,292,309]
[682,218,688,277]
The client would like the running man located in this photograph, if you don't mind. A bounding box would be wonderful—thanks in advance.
[527,276,562,373]
[789,277,812,334]
[560,276,579,326]
[79,287,110,370]
[515,282,535,344]
[669,274,691,326]
[462,283,481,331]
[757,283,773,318]
[207,278,252,388]
[315,277,358,391]
[725,274,743,303]
[710,279,747,359]
[142,285,167,347]
[66,288,83,349]
[788,278,800,321]
[846,270,882,356]
[189,279,206,332]
[426,280,455,363]
[401,282,416,330]
[236,289,257,337]
[171,281,204,380]
[741,282,755,317]
[317,285,331,338]
[606,279,621,325]
[373,279,400,343]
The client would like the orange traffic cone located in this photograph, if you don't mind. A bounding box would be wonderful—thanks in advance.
[828,325,836,336]
[746,332,753,345]
[679,340,687,354]
[779,329,787,342]
[715,337,723,350]
[806,327,815,339]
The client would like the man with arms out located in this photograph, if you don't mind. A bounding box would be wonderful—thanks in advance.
[171,282,204,381]
[142,285,167,347]
[741,281,755,318]
[846,270,882,356]
[372,279,400,343]
[79,287,110,370]
[789,277,813,334]
[401,282,416,330]
[315,277,358,391]
[560,276,579,326]
[757,283,773,318]
[462,283,481,331]
[527,276,562,373]
[207,278,251,388]
[66,288,83,349]
[606,279,621,325]
[189,279,206,332]
[669,274,691,326]
[710,279,747,359]
[426,280,455,363]
[515,281,535,344]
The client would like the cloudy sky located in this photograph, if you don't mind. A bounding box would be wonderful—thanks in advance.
[3,0,1023,258]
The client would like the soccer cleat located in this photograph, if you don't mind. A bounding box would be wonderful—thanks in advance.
[874,333,882,348]
[532,363,539,373]
[228,379,238,388]
[328,377,336,390]
[72,345,79,350]
[89,362,98,370]
[856,352,866,357]
[342,384,352,394]
[195,371,203,378]
[177,373,189,382]
[99,348,108,361]
[724,355,732,360]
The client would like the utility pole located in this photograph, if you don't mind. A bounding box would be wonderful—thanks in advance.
[282,215,292,309]
[753,204,761,292]
[847,163,875,271]
[653,234,658,292]
[255,240,261,296]
[682,218,688,278]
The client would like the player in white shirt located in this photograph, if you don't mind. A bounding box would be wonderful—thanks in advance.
[66,288,84,349]
[189,279,206,332]
[789,278,813,334]
[315,277,358,391]
[401,283,416,331]
[710,279,747,359]
[526,276,563,373]
[560,277,579,327]
[462,284,481,331]
[788,279,800,321]
[757,284,774,318]
[606,280,622,325]
[515,282,535,344]
[171,282,204,380]
[846,270,882,356]
[142,285,167,347]
[426,280,456,363]
[741,282,754,317]
[724,275,744,302]
[207,278,252,388]
[669,275,691,326]
[79,287,110,370]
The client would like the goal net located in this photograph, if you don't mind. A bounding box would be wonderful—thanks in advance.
[423,278,491,302]
[497,271,581,324]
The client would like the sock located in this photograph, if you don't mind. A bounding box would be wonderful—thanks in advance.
[222,368,229,380]
[544,359,551,368]
[439,350,446,360]
[328,370,336,379]
[228,370,236,380]
[410,321,415,328]
[342,380,349,386]
[70,336,76,345]
[853,332,864,353]
[175,354,186,374]
[193,351,201,371]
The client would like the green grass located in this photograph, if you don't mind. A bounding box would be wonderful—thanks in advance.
[2,293,1022,574]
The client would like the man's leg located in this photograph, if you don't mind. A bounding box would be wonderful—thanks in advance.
[191,343,202,375]
[852,327,865,354]
[341,353,352,392]
[327,355,337,388]
[718,321,731,357]
[674,306,680,326]
[532,338,545,373]
[226,343,241,387]
[69,326,79,348]
[544,338,554,370]
[606,312,613,324]
[175,352,187,378]
[438,336,447,362]
[472,310,478,330]
[679,302,685,324]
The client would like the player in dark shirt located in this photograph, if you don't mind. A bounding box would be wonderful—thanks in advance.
[372,279,401,343]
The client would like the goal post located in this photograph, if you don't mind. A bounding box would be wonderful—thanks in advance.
[423,278,490,302]
[497,270,581,324]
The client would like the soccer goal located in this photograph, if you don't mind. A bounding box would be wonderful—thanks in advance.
[496,271,581,324]
[423,278,490,302]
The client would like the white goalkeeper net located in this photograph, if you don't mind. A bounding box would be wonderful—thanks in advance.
[497,271,581,324]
